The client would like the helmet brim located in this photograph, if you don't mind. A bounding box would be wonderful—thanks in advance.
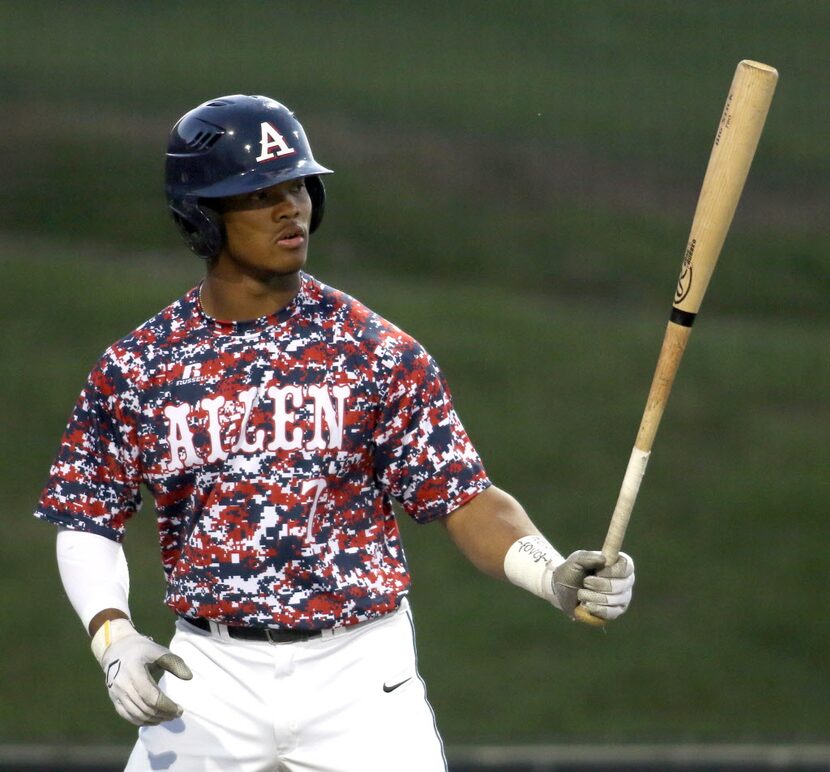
[187,160,333,200]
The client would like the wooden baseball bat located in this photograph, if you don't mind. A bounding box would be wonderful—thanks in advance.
[574,60,778,627]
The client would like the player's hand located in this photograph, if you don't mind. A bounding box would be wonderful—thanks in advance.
[578,552,635,620]
[92,619,193,726]
[552,551,635,620]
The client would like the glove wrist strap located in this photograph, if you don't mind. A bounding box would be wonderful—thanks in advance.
[503,534,565,609]
[90,618,135,664]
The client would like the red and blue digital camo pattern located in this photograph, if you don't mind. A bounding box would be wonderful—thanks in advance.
[35,274,490,630]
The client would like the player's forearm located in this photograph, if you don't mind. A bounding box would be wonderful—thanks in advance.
[55,527,132,637]
[443,484,542,580]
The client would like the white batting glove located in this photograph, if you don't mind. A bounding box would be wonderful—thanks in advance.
[553,551,635,620]
[91,618,193,726]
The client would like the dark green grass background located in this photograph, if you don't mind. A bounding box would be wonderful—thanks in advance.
[1,0,827,746]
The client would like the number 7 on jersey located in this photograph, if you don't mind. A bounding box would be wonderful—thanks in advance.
[302,479,327,542]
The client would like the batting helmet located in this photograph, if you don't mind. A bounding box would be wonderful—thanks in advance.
[165,94,333,259]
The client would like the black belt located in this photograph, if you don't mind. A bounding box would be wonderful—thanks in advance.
[182,615,323,643]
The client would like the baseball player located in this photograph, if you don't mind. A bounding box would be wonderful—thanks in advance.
[36,95,635,771]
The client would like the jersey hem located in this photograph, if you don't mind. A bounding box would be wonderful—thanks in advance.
[409,476,492,524]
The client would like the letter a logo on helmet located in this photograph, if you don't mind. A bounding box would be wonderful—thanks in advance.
[256,122,297,162]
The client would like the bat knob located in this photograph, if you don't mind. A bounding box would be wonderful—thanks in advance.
[574,605,606,628]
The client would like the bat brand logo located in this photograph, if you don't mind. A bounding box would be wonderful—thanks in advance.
[674,238,695,303]
[256,122,297,162]
[715,92,734,147]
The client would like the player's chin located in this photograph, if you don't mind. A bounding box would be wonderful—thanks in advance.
[268,243,308,274]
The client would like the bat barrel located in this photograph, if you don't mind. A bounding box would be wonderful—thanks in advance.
[673,60,778,319]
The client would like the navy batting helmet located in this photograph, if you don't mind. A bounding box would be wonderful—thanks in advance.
[165,95,333,259]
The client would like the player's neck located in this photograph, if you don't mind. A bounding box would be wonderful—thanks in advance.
[200,269,301,322]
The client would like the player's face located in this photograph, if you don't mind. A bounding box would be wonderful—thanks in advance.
[215,178,313,279]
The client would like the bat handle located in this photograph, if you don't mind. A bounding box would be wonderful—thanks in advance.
[600,446,651,557]
[574,446,651,627]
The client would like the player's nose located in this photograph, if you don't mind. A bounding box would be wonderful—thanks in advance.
[270,194,299,221]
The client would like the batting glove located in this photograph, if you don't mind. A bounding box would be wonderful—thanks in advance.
[553,551,635,620]
[91,618,193,726]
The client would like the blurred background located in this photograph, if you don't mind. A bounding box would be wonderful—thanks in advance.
[1,0,828,765]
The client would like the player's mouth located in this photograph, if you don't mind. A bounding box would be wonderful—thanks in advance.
[275,223,307,249]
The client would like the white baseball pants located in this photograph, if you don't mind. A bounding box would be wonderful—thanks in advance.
[124,600,447,772]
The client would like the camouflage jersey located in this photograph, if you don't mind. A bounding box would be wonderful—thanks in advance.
[35,273,490,630]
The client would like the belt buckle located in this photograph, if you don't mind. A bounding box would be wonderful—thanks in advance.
[264,628,303,645]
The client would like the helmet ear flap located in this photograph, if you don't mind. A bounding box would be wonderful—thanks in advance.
[170,200,225,260]
[306,176,326,234]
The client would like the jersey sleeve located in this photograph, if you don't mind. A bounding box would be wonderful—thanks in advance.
[34,354,142,541]
[372,338,490,523]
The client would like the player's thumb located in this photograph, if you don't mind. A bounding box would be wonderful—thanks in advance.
[152,652,193,681]
[570,550,606,572]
